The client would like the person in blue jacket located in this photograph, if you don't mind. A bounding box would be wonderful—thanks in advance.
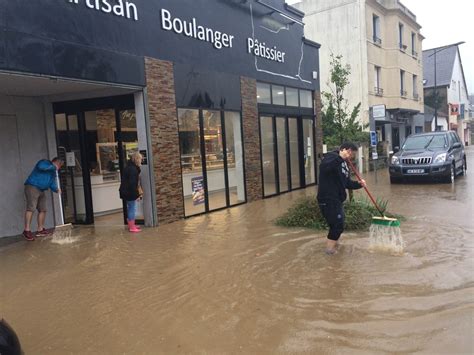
[23,157,63,241]
[317,142,366,254]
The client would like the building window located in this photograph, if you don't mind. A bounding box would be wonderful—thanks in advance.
[398,23,405,50]
[415,126,423,134]
[372,14,381,44]
[374,66,382,96]
[413,74,418,100]
[272,85,285,105]
[400,70,406,96]
[178,108,245,217]
[257,82,271,104]
[286,87,299,106]
[257,82,313,109]
[411,32,417,57]
[299,90,313,108]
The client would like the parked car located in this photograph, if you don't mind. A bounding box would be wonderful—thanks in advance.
[389,131,467,183]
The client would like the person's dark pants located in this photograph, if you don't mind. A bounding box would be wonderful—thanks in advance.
[318,200,344,241]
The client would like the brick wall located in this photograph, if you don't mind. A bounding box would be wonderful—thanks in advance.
[240,77,263,202]
[145,57,185,224]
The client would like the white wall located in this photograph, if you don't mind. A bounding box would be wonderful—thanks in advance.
[0,95,56,237]
[294,0,368,120]
[447,50,470,141]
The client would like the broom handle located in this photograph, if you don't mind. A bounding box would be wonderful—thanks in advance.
[346,159,384,217]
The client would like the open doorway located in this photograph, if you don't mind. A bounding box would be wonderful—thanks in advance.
[54,95,143,226]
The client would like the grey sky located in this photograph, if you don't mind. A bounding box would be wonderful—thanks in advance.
[288,0,474,93]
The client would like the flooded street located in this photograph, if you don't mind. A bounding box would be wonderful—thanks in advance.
[1,148,473,354]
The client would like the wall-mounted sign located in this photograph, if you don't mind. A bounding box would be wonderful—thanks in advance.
[370,131,378,147]
[160,9,234,50]
[66,152,76,167]
[67,0,138,21]
[6,1,319,90]
[372,104,386,119]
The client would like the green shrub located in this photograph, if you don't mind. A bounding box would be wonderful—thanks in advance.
[275,197,402,230]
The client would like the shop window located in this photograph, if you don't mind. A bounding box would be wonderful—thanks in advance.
[203,110,226,211]
[179,108,245,216]
[286,87,299,106]
[303,118,316,184]
[289,118,300,189]
[276,117,289,193]
[178,109,205,216]
[299,90,313,108]
[224,112,245,206]
[257,82,271,104]
[260,116,277,196]
[272,85,285,105]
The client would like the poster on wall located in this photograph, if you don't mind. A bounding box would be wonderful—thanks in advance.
[191,176,205,206]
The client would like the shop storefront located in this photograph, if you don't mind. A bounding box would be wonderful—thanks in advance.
[0,0,321,237]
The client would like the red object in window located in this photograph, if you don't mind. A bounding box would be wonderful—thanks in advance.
[450,103,460,115]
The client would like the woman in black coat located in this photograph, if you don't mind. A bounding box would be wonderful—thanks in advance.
[119,152,143,233]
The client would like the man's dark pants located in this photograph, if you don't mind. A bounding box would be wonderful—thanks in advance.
[318,200,344,241]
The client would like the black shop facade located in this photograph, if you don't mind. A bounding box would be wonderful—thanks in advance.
[0,0,320,236]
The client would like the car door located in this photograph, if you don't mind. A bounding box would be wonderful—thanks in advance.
[449,132,462,170]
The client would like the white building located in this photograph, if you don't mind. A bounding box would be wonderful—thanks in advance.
[292,0,425,152]
[422,44,471,145]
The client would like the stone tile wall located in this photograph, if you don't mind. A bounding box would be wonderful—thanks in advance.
[240,77,263,202]
[145,57,185,224]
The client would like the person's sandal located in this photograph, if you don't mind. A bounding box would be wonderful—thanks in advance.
[22,230,35,241]
[35,229,51,237]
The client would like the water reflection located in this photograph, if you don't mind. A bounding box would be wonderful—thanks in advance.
[0,148,473,354]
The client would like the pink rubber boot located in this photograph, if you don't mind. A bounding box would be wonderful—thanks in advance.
[127,220,141,233]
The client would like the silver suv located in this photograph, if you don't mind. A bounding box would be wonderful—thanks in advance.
[389,131,467,183]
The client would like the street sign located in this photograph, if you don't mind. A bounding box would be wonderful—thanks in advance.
[370,131,377,147]
[372,104,386,119]
[372,152,378,160]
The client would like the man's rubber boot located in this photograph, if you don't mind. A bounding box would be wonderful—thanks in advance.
[127,220,141,233]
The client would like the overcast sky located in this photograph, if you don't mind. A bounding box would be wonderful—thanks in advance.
[401,0,473,94]
[288,0,474,93]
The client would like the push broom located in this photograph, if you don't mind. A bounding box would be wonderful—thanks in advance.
[346,159,404,253]
[50,171,73,240]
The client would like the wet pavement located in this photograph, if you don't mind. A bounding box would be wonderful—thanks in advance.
[1,147,473,354]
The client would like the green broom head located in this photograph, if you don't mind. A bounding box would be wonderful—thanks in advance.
[371,216,400,227]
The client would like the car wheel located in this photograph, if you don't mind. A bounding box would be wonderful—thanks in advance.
[443,164,455,183]
[390,176,401,184]
[460,157,467,176]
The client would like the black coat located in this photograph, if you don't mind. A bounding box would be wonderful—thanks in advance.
[119,160,141,201]
[317,151,362,202]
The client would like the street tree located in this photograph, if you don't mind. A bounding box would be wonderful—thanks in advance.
[322,54,368,150]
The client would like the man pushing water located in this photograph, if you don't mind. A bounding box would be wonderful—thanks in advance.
[22,157,63,241]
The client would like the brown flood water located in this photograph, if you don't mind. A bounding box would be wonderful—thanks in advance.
[1,148,473,354]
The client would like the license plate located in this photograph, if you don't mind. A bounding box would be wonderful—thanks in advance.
[407,169,424,174]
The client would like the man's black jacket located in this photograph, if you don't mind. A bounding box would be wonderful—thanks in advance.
[317,151,362,202]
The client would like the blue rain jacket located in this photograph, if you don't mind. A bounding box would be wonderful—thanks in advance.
[24,160,59,192]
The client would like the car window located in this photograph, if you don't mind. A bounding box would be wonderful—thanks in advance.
[448,132,454,144]
[402,135,446,150]
[452,132,460,143]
